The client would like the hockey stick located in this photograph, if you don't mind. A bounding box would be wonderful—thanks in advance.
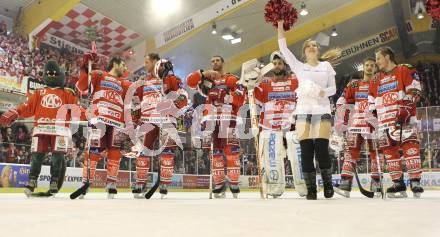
[29,190,53,197]
[144,160,160,199]
[209,139,213,199]
[70,58,94,200]
[372,134,385,199]
[145,64,171,199]
[354,168,375,198]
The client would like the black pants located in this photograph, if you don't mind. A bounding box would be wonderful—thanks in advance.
[300,138,331,173]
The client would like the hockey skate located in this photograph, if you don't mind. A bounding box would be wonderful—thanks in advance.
[370,178,383,198]
[410,179,424,198]
[230,186,240,199]
[132,183,148,199]
[386,178,408,198]
[159,184,168,199]
[106,183,118,199]
[334,178,352,198]
[213,184,226,199]
[24,179,37,197]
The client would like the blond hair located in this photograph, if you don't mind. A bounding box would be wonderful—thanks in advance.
[302,39,342,66]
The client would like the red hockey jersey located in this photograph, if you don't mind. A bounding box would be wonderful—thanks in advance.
[368,65,421,130]
[254,76,298,130]
[77,70,131,128]
[16,88,78,136]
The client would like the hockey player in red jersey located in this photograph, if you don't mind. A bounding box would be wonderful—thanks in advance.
[130,53,188,199]
[186,55,245,198]
[75,55,131,199]
[334,58,383,198]
[369,47,423,198]
[0,61,79,196]
[252,52,299,198]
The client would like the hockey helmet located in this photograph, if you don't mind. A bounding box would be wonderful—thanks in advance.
[154,59,174,79]
[270,51,286,63]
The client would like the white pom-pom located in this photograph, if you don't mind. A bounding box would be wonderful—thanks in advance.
[296,80,322,98]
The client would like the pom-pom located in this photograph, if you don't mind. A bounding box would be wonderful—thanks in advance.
[296,80,322,99]
[427,0,440,21]
[264,0,298,31]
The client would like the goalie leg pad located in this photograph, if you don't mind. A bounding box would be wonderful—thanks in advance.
[160,148,175,186]
[285,131,307,197]
[260,130,286,197]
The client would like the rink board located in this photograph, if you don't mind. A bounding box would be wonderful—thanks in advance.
[1,163,440,190]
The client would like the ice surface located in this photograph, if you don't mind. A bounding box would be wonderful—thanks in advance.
[0,191,439,237]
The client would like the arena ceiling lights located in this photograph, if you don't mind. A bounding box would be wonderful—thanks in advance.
[151,0,182,17]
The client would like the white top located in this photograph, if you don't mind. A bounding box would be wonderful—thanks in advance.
[278,38,336,114]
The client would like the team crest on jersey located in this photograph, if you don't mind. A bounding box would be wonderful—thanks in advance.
[382,92,398,105]
[41,94,62,109]
[357,101,369,110]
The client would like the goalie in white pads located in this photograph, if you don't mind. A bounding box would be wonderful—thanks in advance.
[248,52,304,198]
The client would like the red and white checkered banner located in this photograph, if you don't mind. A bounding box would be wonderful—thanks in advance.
[41,3,140,55]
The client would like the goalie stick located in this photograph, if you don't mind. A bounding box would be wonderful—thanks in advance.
[240,59,274,199]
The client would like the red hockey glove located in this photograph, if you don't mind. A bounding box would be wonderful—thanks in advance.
[0,109,19,127]
[397,102,414,124]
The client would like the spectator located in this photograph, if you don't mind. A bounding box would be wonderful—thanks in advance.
[6,143,18,163]
[15,126,29,145]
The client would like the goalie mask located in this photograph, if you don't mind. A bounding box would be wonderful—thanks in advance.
[154,59,174,79]
[43,60,65,88]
